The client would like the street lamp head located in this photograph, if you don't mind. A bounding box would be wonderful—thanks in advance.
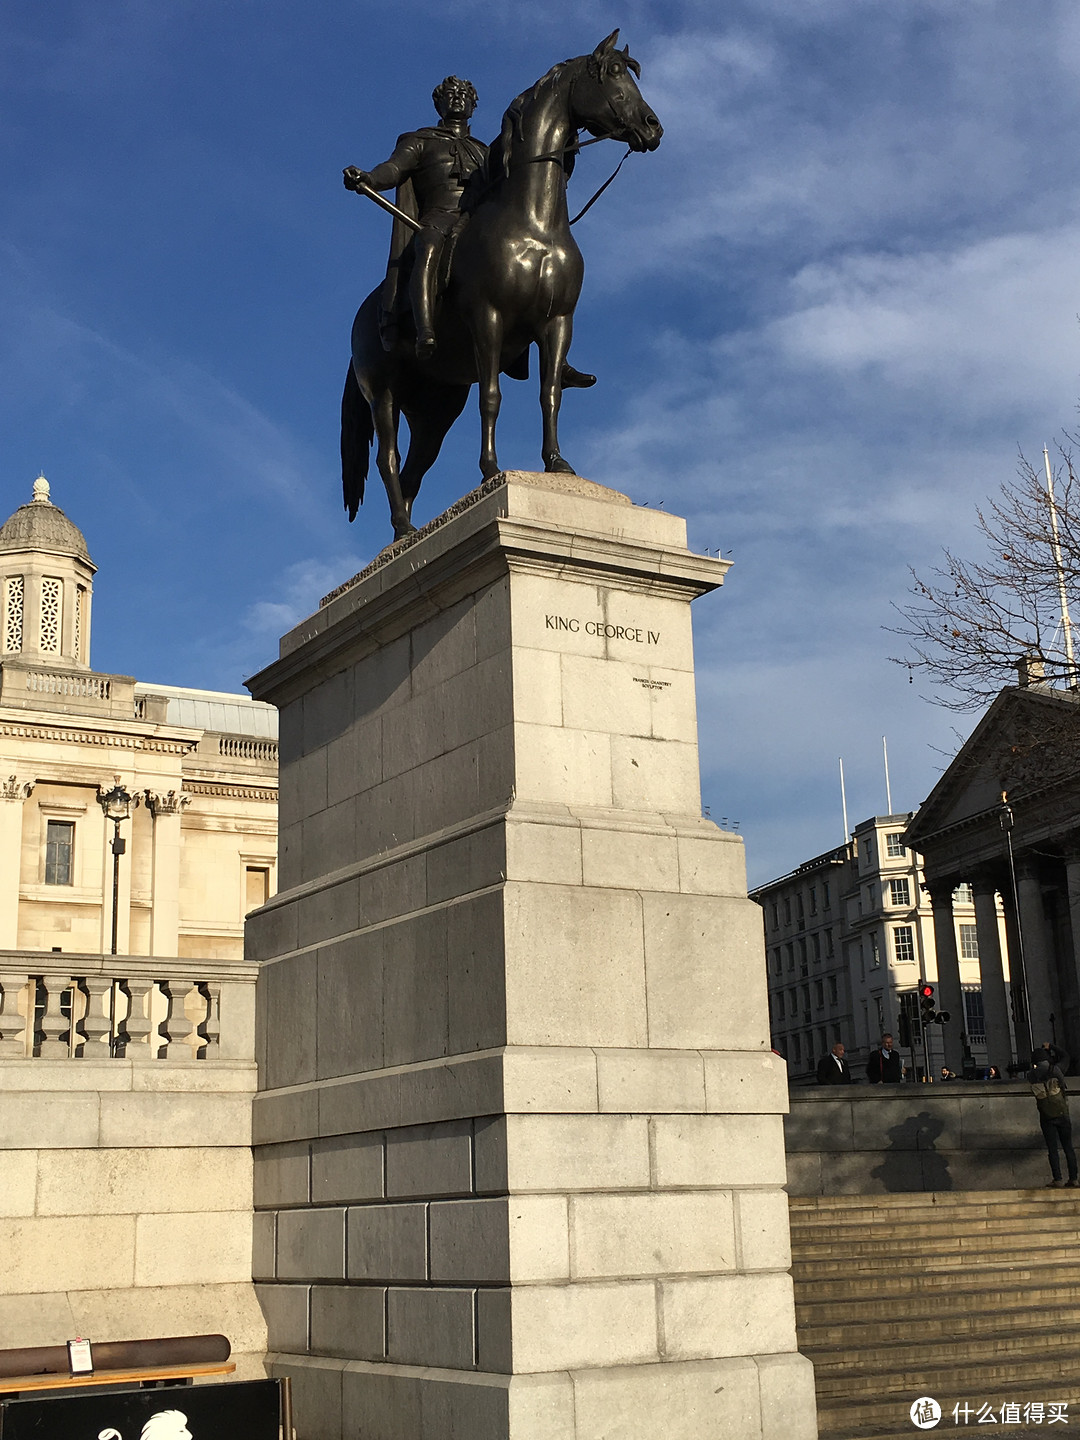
[98,774,134,822]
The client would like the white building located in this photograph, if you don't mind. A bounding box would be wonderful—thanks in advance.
[751,813,1008,1082]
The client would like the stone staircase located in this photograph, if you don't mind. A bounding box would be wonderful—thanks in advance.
[790,1191,1080,1440]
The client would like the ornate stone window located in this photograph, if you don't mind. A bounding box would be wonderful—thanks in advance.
[40,577,62,653]
[3,576,23,652]
[74,585,85,662]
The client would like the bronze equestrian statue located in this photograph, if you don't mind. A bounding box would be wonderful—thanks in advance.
[341,32,662,539]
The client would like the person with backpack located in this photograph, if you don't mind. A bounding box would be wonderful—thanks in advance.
[1027,1043,1078,1188]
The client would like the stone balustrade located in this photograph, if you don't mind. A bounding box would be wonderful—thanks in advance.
[0,951,257,1062]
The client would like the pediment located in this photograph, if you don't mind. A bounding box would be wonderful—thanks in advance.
[906,687,1080,847]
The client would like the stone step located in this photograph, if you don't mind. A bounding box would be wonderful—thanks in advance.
[815,1378,1077,1435]
[813,1346,1080,1399]
[796,1276,1080,1327]
[791,1209,1080,1245]
[793,1220,1080,1257]
[789,1187,1065,1213]
[789,1191,1080,1227]
[793,1244,1080,1283]
[794,1260,1080,1304]
[798,1300,1080,1350]
[806,1323,1080,1376]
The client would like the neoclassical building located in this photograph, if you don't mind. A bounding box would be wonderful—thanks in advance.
[904,679,1080,1074]
[0,476,278,961]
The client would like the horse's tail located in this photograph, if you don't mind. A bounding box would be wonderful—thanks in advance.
[341,362,372,522]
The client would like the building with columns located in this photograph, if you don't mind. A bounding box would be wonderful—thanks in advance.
[0,476,278,961]
[904,680,1080,1075]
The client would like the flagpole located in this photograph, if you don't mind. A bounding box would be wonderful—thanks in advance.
[1044,445,1077,688]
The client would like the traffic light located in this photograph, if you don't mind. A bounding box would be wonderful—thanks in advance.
[919,983,936,1026]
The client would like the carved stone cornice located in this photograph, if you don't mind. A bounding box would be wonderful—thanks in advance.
[0,774,34,802]
[145,789,191,817]
[183,781,276,802]
[0,720,196,755]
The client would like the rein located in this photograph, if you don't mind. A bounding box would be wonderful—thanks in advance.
[530,133,634,226]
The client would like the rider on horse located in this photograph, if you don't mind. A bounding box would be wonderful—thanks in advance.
[344,76,595,386]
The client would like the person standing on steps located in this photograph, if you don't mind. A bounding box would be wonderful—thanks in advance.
[866,1032,903,1084]
[1027,1044,1079,1188]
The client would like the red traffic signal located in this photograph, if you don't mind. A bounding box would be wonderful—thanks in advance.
[919,983,935,999]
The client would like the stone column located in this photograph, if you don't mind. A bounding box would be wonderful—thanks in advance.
[971,873,1013,1069]
[927,880,965,1072]
[146,790,188,957]
[246,473,815,1440]
[0,776,33,948]
[1015,858,1058,1051]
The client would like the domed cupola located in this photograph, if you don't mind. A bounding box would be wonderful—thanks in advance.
[0,477,96,669]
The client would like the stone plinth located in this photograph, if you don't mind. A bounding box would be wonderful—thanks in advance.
[246,473,815,1440]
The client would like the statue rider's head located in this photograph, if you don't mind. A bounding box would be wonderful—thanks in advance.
[433,76,478,123]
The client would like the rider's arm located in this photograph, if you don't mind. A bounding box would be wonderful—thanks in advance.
[364,134,426,192]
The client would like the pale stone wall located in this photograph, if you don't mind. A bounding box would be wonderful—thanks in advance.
[0,954,267,1374]
[248,473,817,1440]
[785,1084,1048,1193]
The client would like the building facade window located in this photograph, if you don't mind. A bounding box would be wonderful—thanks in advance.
[814,980,824,1010]
[770,903,779,931]
[823,881,831,909]
[889,877,911,906]
[40,577,62,653]
[3,575,24,653]
[886,832,906,858]
[870,932,881,968]
[785,943,794,972]
[893,925,916,963]
[812,932,821,961]
[963,988,986,1039]
[783,898,792,925]
[44,820,74,886]
[245,865,270,913]
[798,938,808,976]
[828,975,838,1005]
[809,886,817,915]
[959,923,979,959]
[955,882,973,903]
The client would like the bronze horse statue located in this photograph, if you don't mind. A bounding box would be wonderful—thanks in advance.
[341,32,662,538]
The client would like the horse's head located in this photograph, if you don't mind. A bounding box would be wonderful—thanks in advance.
[574,31,662,153]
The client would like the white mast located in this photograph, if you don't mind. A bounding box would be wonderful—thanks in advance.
[882,735,893,814]
[839,757,849,843]
[1044,445,1077,688]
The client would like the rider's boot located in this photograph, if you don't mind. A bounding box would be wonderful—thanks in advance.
[561,362,596,389]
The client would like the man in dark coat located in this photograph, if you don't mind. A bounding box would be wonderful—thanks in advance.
[816,1041,854,1085]
[866,1032,903,1084]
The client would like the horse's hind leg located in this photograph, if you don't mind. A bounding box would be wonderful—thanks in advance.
[372,390,414,539]
[538,314,576,475]
[400,385,470,522]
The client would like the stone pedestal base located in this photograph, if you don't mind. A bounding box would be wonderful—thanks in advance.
[247,473,816,1440]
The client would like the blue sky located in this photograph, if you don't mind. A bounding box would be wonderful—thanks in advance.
[3,0,1080,884]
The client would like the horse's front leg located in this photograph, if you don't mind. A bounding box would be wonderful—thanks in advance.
[538,314,576,474]
[472,307,504,479]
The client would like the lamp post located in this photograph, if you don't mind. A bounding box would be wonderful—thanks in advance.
[98,777,134,957]
[999,793,1035,1061]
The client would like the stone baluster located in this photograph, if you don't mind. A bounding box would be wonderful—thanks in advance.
[37,975,74,1058]
[0,972,29,1056]
[121,978,158,1059]
[200,982,221,1056]
[80,977,116,1058]
[161,979,197,1060]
